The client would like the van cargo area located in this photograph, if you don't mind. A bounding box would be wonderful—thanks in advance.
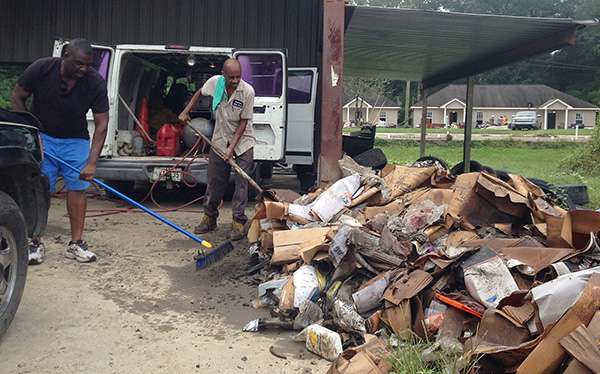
[107,50,230,185]
[53,40,318,192]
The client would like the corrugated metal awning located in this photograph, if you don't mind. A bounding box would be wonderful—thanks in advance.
[344,6,596,89]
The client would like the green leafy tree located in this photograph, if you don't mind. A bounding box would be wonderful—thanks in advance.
[0,66,26,110]
[348,0,600,106]
[344,76,389,123]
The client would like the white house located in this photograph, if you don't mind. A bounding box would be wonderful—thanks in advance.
[343,92,401,126]
[411,84,599,129]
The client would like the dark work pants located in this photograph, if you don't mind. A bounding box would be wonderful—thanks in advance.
[203,147,254,225]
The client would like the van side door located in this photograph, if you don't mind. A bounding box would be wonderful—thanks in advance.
[233,50,287,161]
[53,38,115,157]
[286,68,318,166]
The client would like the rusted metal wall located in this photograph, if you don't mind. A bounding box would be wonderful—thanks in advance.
[1,0,320,67]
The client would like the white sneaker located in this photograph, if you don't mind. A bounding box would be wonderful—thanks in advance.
[65,240,97,263]
[28,240,45,265]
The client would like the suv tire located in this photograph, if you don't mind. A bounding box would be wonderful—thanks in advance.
[0,191,29,337]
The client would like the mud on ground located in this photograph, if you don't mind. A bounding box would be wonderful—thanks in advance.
[0,178,330,374]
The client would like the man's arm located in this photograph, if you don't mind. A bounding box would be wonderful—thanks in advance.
[11,84,31,111]
[80,111,109,181]
[178,88,205,124]
[225,118,249,161]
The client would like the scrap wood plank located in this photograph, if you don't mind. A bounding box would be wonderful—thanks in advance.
[559,324,600,374]
[516,273,600,374]
[563,310,600,374]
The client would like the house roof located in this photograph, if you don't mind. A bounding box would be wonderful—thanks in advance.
[411,84,600,109]
[344,6,596,89]
[343,92,401,108]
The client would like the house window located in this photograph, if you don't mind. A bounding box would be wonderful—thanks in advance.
[576,113,583,124]
[426,112,432,120]
[379,111,387,122]
[476,112,483,121]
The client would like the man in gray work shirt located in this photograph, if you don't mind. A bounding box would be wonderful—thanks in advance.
[179,58,256,241]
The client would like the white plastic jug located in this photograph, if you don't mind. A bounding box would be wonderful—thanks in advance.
[311,174,361,222]
[295,324,343,361]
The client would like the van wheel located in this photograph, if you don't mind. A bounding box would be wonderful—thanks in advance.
[0,191,28,338]
[103,180,135,200]
[259,162,273,179]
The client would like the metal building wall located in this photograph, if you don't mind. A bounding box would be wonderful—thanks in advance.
[1,0,321,67]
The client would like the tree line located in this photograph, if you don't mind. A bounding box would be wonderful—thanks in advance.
[347,0,600,113]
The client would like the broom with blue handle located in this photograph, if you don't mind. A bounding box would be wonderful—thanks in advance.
[44,152,234,269]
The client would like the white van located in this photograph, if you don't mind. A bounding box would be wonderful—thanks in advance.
[52,38,317,193]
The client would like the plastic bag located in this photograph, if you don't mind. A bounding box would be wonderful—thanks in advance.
[332,299,366,333]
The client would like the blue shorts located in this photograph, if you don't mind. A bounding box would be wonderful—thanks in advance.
[41,133,91,192]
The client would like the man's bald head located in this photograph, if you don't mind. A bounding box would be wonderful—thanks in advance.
[222,58,242,76]
[222,58,242,91]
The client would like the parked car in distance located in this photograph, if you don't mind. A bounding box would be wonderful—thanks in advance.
[0,108,49,338]
[568,123,585,129]
[511,111,541,130]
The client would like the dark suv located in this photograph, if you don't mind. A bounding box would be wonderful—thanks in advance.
[0,108,49,337]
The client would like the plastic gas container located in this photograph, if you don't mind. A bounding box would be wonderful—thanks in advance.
[156,124,182,156]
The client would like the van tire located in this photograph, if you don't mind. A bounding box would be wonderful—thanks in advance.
[259,162,273,179]
[352,148,387,170]
[103,180,135,200]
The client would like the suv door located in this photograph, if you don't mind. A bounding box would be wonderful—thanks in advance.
[234,50,287,161]
[53,38,115,157]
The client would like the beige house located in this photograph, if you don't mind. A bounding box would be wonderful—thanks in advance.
[343,93,401,126]
[412,84,599,129]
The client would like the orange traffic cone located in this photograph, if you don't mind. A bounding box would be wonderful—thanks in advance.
[137,97,152,144]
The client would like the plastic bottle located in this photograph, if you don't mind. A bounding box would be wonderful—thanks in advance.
[295,324,343,361]
[293,265,320,308]
[311,174,361,222]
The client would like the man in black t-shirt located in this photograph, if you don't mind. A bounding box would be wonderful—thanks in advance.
[12,38,109,264]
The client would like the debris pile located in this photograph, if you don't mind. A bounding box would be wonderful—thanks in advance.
[242,156,600,374]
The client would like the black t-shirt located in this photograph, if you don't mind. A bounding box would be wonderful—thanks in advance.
[17,57,109,139]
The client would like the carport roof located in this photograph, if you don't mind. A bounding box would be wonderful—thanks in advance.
[343,6,597,89]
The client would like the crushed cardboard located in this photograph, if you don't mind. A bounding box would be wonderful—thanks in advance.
[241,155,600,373]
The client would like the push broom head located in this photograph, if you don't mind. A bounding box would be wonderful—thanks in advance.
[195,240,235,270]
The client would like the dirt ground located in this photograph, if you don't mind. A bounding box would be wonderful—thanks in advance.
[0,174,331,373]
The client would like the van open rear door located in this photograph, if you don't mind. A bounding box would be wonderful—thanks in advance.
[234,50,287,161]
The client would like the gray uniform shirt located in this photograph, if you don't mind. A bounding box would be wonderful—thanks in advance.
[201,75,256,156]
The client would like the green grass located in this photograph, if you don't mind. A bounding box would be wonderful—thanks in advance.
[387,331,481,374]
[343,126,595,137]
[374,138,600,209]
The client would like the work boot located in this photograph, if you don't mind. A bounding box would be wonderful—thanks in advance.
[194,215,217,234]
[228,221,246,241]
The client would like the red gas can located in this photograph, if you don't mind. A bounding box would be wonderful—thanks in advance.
[156,124,182,156]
